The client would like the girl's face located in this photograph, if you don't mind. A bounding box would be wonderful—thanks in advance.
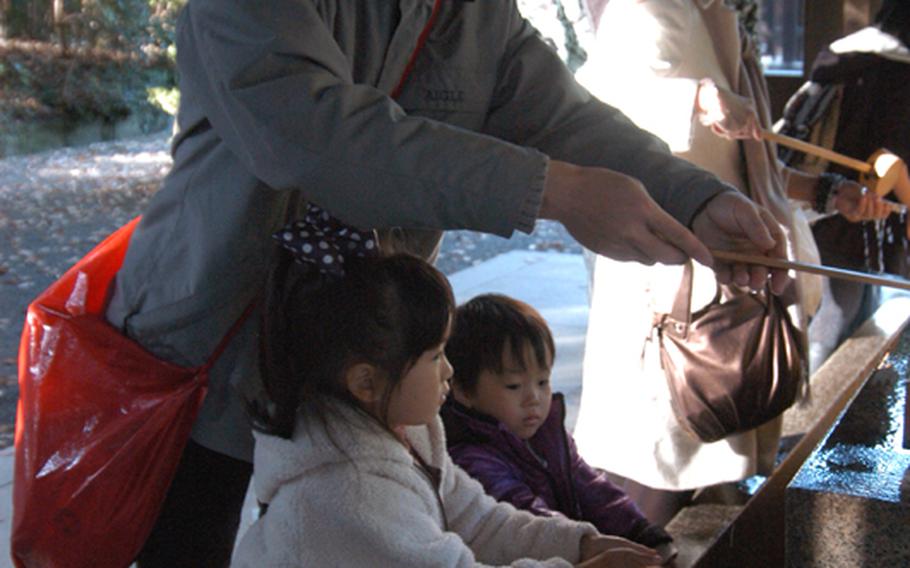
[385,340,454,428]
[458,342,552,440]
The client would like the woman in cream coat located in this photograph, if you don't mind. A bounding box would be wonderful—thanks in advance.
[572,0,884,524]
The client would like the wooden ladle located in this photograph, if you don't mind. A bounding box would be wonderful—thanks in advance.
[761,129,905,199]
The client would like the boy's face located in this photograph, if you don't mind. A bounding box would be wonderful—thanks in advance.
[457,342,552,440]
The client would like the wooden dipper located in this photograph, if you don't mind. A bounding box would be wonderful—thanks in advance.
[761,129,904,199]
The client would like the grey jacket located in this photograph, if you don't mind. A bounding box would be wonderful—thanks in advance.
[107,0,730,460]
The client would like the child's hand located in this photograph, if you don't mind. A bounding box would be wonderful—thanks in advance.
[577,534,663,567]
[654,542,679,566]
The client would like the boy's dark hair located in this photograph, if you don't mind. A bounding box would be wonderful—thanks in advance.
[446,294,554,395]
[251,250,455,439]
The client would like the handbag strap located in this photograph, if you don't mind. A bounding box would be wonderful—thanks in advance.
[199,301,258,374]
[669,261,695,326]
[665,261,725,337]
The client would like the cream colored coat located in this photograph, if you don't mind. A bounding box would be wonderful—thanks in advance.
[232,402,597,567]
[573,0,815,490]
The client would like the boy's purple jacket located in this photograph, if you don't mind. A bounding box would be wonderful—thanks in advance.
[440,393,671,548]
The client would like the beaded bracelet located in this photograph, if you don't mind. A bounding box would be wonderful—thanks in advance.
[814,172,846,214]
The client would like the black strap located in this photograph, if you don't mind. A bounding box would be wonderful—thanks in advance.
[199,301,257,374]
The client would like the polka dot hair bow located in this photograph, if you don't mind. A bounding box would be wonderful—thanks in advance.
[274,204,378,277]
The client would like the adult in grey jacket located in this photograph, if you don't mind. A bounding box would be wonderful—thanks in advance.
[105,1,787,565]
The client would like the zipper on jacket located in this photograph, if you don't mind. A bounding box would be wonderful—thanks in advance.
[390,0,444,99]
[521,397,583,519]
[555,401,584,519]
[410,448,449,531]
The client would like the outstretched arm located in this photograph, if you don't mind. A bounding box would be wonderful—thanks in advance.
[178,0,551,236]
[785,168,891,222]
[491,5,788,282]
[481,9,721,213]
[542,162,790,291]
[539,161,712,267]
[895,162,910,238]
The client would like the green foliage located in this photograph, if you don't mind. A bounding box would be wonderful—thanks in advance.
[0,0,183,124]
[147,84,179,115]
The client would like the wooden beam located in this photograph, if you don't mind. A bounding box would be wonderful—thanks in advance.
[804,0,845,78]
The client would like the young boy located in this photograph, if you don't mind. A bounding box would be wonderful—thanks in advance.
[441,293,676,564]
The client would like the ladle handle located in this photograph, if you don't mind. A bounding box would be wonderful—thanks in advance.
[711,249,910,291]
[761,129,872,174]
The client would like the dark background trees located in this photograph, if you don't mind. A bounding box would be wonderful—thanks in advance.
[0,0,180,144]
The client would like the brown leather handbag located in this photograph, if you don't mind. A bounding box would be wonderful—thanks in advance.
[654,262,808,443]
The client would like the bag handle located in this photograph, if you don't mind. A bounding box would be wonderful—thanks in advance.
[666,262,724,338]
[199,301,258,374]
[661,260,695,337]
[669,261,694,327]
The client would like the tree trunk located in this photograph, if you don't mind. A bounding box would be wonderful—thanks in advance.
[53,0,66,52]
[27,0,45,38]
[0,0,9,39]
[27,0,37,36]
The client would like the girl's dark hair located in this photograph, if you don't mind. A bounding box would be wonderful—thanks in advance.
[251,250,455,439]
[445,294,554,395]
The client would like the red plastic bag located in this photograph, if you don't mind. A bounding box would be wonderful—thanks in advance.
[12,218,215,567]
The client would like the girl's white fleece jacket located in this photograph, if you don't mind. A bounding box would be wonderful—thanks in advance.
[232,402,597,567]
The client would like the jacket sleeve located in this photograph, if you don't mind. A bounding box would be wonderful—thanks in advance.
[233,460,589,568]
[569,436,672,548]
[481,1,730,227]
[176,0,547,237]
[451,445,567,520]
[443,457,598,566]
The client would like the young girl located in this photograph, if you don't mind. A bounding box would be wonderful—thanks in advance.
[231,240,663,567]
[440,294,676,564]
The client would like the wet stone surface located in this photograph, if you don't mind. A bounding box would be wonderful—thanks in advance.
[791,347,908,502]
[787,328,910,566]
[0,132,582,449]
